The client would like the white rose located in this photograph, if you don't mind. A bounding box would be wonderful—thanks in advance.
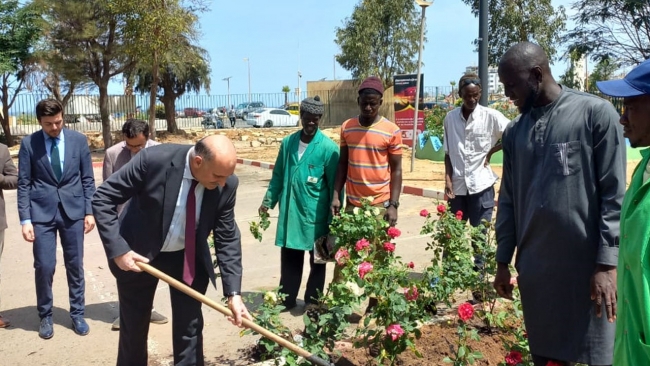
[372,207,381,216]
[363,196,375,203]
[263,291,278,304]
[364,210,371,217]
[353,207,360,215]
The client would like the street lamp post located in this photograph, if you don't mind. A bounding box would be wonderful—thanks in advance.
[478,0,488,106]
[243,58,251,102]
[222,76,232,109]
[411,0,433,173]
[297,71,302,100]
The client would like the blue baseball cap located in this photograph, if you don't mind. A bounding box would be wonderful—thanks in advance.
[596,59,650,97]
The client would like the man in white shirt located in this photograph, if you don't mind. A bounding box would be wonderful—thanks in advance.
[443,74,510,285]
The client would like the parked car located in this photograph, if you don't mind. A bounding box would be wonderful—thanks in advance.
[246,108,299,128]
[284,103,300,115]
[235,102,265,120]
[184,107,206,118]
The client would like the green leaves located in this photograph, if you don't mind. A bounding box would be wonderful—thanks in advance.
[334,0,424,87]
[249,210,271,242]
[563,0,650,67]
[462,0,566,65]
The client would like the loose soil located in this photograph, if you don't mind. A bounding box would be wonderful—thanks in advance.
[335,323,511,366]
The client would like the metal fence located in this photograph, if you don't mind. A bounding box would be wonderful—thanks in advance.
[4,87,624,137]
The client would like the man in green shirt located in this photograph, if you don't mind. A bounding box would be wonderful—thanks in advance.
[597,58,650,366]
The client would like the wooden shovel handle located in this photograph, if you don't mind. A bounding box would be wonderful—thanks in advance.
[136,262,332,366]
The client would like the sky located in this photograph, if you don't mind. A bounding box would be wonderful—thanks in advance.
[106,0,578,96]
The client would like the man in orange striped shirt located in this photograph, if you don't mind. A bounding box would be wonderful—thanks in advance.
[331,76,403,316]
[331,76,403,226]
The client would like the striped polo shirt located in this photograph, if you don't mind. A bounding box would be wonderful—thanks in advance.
[340,117,402,207]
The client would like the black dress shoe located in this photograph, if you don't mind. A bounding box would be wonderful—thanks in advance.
[39,316,54,339]
[71,317,90,336]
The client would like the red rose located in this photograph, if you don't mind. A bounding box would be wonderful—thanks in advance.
[407,261,415,269]
[455,210,463,220]
[387,227,401,239]
[505,350,523,365]
[354,238,370,252]
[420,209,429,217]
[383,242,395,252]
[404,286,419,301]
[457,302,474,321]
[436,204,446,214]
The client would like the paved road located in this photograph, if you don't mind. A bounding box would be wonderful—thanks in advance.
[0,164,439,365]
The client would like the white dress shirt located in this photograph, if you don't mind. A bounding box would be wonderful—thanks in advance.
[443,104,510,195]
[161,148,206,252]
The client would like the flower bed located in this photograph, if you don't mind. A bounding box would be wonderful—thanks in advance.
[244,200,550,366]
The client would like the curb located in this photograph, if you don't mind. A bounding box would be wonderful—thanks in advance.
[91,158,450,200]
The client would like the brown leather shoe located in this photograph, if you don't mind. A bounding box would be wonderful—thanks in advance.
[0,315,11,328]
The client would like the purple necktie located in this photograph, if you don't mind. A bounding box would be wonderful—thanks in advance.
[183,180,199,285]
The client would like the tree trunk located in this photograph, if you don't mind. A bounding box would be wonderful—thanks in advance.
[99,83,112,149]
[1,81,14,147]
[148,50,159,140]
[163,95,178,133]
[284,92,288,106]
[1,105,13,147]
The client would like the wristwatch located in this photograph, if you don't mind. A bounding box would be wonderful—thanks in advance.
[227,291,241,298]
[384,200,399,209]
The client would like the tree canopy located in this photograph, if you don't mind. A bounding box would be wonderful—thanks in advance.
[563,0,650,66]
[0,0,42,146]
[462,0,566,65]
[335,0,425,87]
[36,0,135,147]
[131,42,211,133]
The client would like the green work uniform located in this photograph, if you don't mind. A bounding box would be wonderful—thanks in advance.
[263,129,339,250]
[616,148,650,365]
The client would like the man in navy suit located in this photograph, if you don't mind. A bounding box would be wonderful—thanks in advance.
[18,98,96,339]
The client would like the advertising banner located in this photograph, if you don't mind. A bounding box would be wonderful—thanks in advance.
[393,74,425,147]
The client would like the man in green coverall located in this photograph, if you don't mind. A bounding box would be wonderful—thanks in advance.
[259,96,339,311]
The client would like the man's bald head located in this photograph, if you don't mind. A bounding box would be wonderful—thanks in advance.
[499,42,551,74]
[498,42,558,113]
[191,135,237,189]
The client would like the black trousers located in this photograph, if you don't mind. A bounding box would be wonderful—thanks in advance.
[113,250,209,366]
[279,247,326,307]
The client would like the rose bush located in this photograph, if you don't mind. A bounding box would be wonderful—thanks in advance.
[319,197,428,365]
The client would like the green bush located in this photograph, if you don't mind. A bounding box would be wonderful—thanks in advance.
[155,104,165,119]
[423,106,449,141]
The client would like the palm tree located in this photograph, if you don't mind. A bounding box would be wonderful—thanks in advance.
[132,42,211,133]
[450,81,457,105]
[282,85,290,107]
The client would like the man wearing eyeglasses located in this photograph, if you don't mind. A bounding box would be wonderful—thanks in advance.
[443,73,510,300]
[102,118,167,330]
